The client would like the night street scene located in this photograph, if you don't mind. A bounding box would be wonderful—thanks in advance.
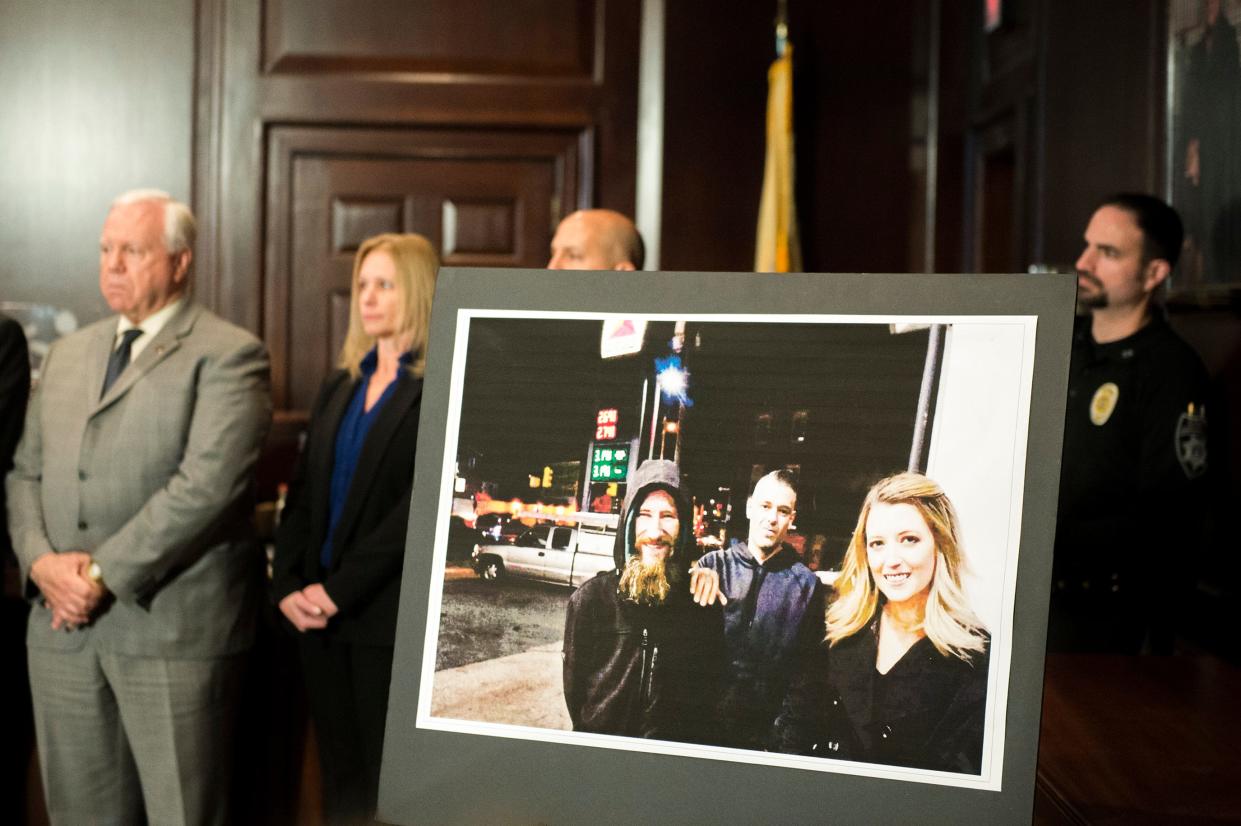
[422,311,1030,785]
[449,315,932,568]
[430,314,933,723]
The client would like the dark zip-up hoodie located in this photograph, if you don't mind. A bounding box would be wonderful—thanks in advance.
[562,460,724,743]
[695,539,822,749]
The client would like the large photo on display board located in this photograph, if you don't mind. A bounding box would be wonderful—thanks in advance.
[380,269,1076,825]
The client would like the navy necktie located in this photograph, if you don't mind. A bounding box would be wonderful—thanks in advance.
[101,329,143,398]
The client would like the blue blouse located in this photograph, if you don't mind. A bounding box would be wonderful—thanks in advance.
[320,348,412,568]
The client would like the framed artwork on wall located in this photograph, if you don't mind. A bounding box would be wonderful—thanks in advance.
[1167,0,1241,297]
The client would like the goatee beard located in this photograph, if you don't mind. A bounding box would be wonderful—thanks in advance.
[1076,274,1107,309]
[618,553,680,605]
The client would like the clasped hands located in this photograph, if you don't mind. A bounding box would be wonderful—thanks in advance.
[30,551,108,631]
[279,583,340,631]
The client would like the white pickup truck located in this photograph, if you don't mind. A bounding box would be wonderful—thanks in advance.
[471,522,616,588]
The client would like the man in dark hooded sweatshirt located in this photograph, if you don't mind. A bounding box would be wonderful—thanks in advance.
[562,459,724,744]
[695,469,823,750]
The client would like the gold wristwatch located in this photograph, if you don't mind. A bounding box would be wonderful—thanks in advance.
[86,559,105,588]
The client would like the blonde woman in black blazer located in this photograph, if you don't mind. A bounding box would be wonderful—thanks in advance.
[273,233,436,824]
[773,473,990,774]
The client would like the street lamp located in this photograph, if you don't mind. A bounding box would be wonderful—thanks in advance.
[653,355,691,462]
[657,362,688,400]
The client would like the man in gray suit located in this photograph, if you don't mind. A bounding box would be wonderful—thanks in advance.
[6,189,272,825]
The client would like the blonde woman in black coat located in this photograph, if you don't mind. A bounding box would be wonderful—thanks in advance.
[272,233,436,823]
[774,472,990,774]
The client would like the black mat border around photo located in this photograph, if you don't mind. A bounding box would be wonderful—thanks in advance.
[379,268,1076,826]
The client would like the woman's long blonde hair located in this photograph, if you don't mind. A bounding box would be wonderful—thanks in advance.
[826,472,987,662]
[338,233,439,378]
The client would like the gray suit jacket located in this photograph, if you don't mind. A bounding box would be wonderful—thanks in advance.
[6,301,272,658]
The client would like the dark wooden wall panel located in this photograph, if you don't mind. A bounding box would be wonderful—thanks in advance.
[943,0,1162,273]
[444,199,517,256]
[935,0,1241,654]
[263,0,596,77]
[931,0,972,275]
[660,0,769,272]
[199,0,634,313]
[660,1,918,273]
[332,199,405,253]
[794,2,916,274]
[197,0,637,487]
[1040,0,1162,269]
[265,126,581,413]
[973,114,1024,273]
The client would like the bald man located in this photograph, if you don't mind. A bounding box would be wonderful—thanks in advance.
[547,209,645,271]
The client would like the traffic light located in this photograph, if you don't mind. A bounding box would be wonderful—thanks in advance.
[542,466,554,488]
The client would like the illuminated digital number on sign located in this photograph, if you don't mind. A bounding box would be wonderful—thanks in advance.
[590,444,629,482]
[595,408,620,443]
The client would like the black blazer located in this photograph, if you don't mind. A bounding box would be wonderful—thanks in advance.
[272,368,423,645]
[0,314,30,557]
[773,621,989,774]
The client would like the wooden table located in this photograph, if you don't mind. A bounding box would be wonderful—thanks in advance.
[1034,653,1241,824]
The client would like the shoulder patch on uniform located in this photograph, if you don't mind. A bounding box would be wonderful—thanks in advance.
[1089,382,1119,426]
[1175,404,1208,479]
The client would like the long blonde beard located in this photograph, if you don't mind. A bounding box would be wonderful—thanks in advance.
[618,554,680,605]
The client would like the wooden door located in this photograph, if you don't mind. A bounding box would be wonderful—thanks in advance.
[267,126,585,412]
[195,0,639,466]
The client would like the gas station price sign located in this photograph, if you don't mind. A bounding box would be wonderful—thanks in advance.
[590,443,629,481]
[595,408,619,441]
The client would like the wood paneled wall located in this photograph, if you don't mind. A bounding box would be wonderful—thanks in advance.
[188,0,641,493]
[2,2,1235,589]
[936,0,1240,655]
[2,6,1239,825]
[198,0,638,424]
[660,1,920,274]
[0,0,196,324]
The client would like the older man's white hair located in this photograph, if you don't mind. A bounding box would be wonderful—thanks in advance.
[111,188,197,255]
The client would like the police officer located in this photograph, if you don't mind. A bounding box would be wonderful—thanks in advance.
[1050,193,1210,654]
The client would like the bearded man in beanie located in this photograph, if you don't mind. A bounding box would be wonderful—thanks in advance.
[562,460,723,744]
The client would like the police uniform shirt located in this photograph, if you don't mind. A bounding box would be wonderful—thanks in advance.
[1055,313,1210,595]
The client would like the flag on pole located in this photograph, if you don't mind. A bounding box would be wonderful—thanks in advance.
[754,44,802,273]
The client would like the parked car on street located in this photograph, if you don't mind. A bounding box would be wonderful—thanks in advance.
[444,516,482,562]
[471,522,615,588]
[474,513,523,544]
